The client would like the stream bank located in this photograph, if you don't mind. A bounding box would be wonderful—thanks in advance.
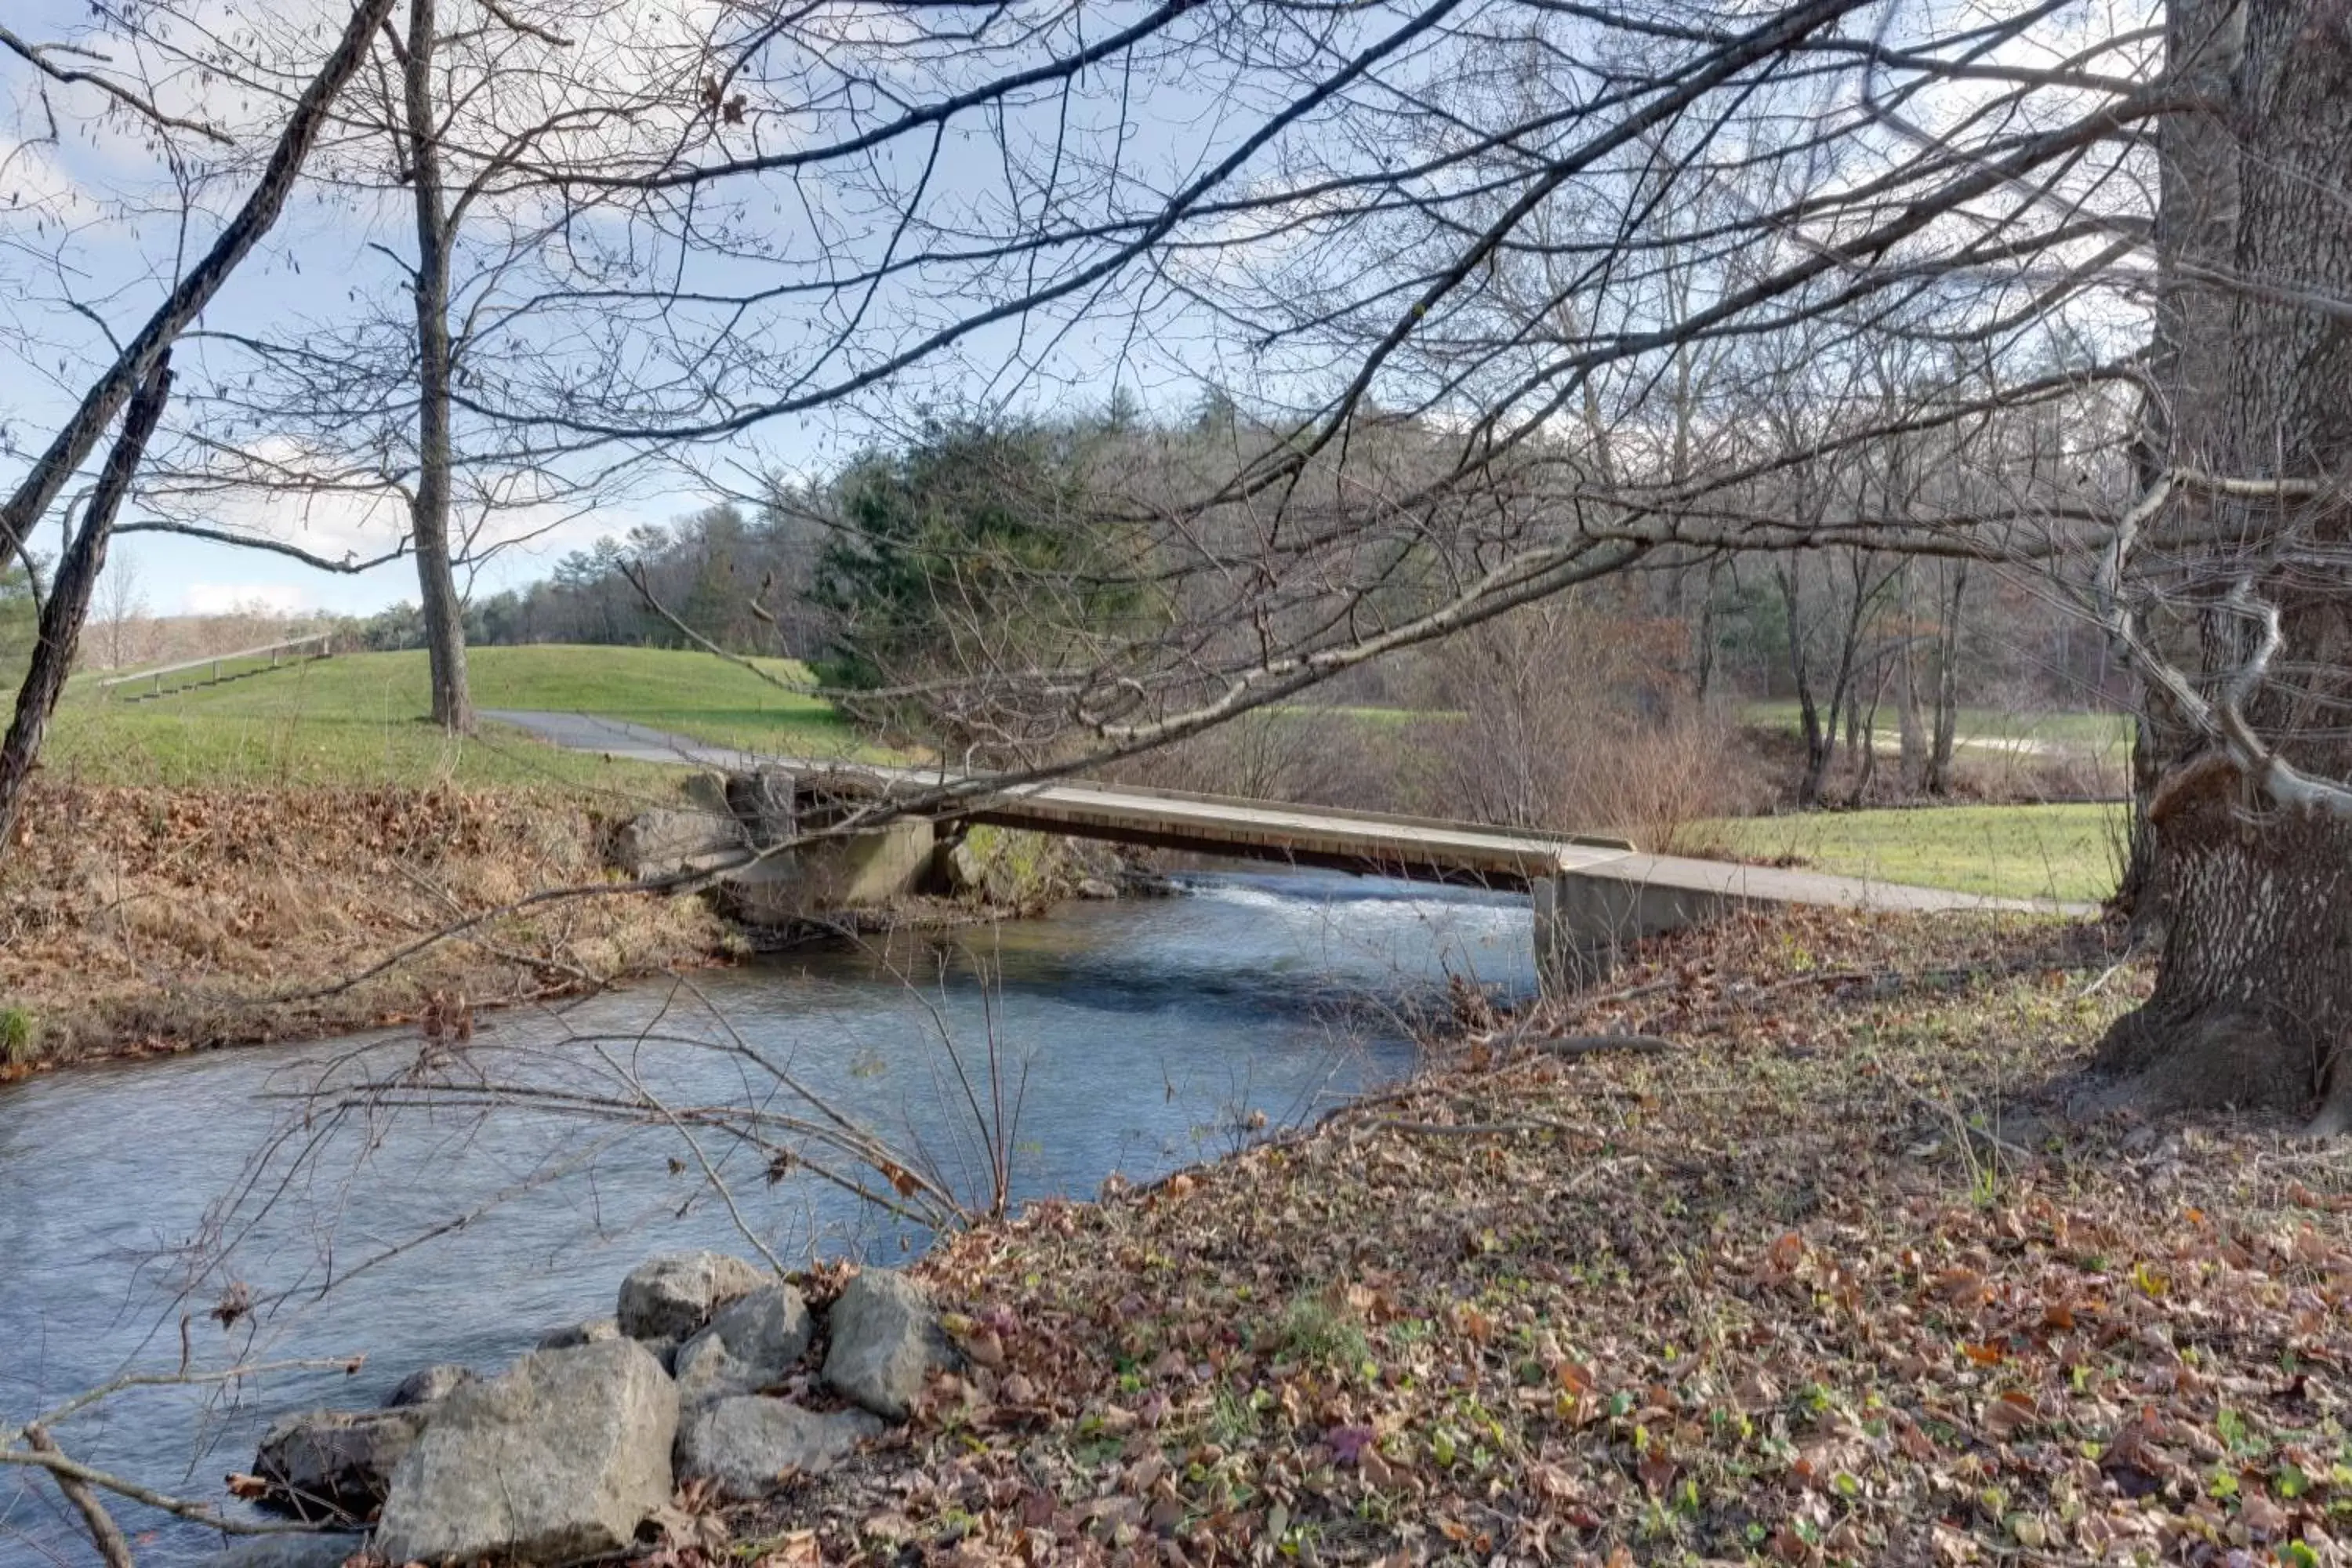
[32,906,2339,1568]
[0,776,1161,1077]
[721,909,2352,1566]
[0,782,729,1073]
[0,866,1530,1566]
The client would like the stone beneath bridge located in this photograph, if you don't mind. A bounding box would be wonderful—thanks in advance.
[610,765,937,926]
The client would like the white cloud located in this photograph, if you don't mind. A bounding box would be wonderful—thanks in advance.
[182,582,311,615]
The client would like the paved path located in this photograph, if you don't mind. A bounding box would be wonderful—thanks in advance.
[488,710,2091,916]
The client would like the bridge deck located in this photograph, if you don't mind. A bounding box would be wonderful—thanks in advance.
[486,710,2086,916]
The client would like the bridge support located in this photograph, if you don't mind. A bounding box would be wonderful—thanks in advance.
[1532,869,1763,994]
[720,818,936,925]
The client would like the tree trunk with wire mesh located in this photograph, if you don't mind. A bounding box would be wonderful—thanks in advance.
[2095,0,2352,1127]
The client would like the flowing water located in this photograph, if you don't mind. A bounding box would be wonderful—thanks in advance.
[0,869,1535,1566]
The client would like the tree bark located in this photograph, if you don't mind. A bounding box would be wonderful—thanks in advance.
[1896,564,1926,789]
[2097,0,2352,1128]
[1779,560,1834,807]
[2113,706,2164,921]
[404,0,474,733]
[1926,563,1964,797]
[0,358,172,849]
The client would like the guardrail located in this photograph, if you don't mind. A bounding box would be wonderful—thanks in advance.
[95,631,335,701]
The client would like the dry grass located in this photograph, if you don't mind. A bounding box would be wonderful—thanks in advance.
[0,782,730,1065]
[729,910,2352,1566]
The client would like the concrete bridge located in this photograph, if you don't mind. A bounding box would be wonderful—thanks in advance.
[491,710,2087,988]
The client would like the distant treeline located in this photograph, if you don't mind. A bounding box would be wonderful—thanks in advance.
[343,499,830,662]
[332,400,2130,747]
[341,405,1167,696]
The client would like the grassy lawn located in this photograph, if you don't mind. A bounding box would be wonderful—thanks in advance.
[1694,800,2126,904]
[1740,701,2131,751]
[1269,704,1467,726]
[42,644,863,793]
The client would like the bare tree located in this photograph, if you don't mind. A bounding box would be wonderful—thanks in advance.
[0,0,399,851]
[568,0,2337,1125]
[92,551,146,670]
[132,0,726,731]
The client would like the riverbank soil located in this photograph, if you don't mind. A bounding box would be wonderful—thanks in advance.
[0,782,728,1069]
[745,909,2352,1565]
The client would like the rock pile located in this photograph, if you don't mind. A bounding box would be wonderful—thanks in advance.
[236,1252,958,1566]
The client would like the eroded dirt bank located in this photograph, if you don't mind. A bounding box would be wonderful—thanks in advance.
[0,782,731,1071]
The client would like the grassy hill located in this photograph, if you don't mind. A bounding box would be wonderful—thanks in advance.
[43,644,862,793]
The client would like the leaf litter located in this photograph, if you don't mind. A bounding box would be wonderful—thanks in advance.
[721,909,2352,1567]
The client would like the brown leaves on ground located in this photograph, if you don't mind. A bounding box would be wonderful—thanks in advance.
[0,782,724,1065]
[740,910,2352,1566]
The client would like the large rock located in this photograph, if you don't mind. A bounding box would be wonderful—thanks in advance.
[535,1316,621,1351]
[673,1397,883,1499]
[612,807,744,879]
[385,1364,476,1409]
[253,1406,431,1523]
[372,1339,678,1567]
[208,1531,366,1568]
[673,1282,814,1405]
[617,1250,765,1341]
[820,1269,959,1421]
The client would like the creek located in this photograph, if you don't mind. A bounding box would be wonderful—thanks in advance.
[0,869,1534,1566]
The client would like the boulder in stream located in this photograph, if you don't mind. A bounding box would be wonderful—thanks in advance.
[384,1363,476,1409]
[372,1338,677,1567]
[673,1281,814,1405]
[535,1316,621,1350]
[253,1406,432,1523]
[617,1250,765,1341]
[820,1269,960,1421]
[673,1396,883,1498]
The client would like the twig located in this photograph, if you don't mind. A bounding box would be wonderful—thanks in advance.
[7,1357,364,1442]
[2074,959,2131,999]
[0,1446,321,1535]
[0,22,233,143]
[620,559,818,699]
[588,1040,792,1274]
[23,1426,132,1568]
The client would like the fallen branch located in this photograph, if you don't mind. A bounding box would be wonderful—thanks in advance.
[24,1426,131,1568]
[1527,1033,1676,1058]
[0,1444,321,1535]
[1377,1118,1581,1136]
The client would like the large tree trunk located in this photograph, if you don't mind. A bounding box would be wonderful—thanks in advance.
[404,0,474,734]
[2096,0,2352,1128]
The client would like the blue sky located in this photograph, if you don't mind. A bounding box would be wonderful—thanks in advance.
[1,0,1207,617]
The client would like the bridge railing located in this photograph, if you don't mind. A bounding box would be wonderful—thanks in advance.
[94,631,335,700]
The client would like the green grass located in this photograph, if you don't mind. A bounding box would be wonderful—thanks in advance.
[43,644,865,793]
[1739,702,2131,751]
[1272,704,1468,727]
[1694,802,2127,904]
